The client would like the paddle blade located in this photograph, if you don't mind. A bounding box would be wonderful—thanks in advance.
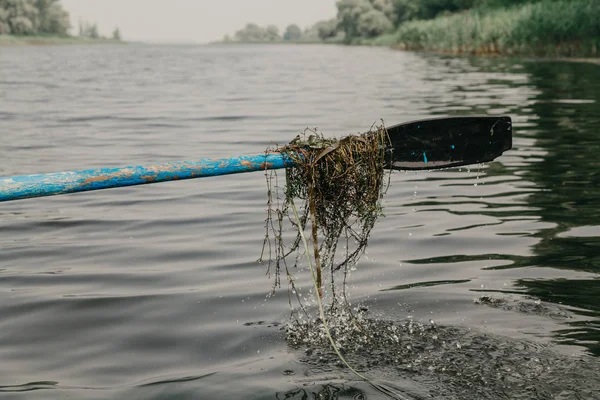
[385,116,512,170]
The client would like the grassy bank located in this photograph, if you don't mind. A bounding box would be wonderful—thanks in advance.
[392,0,600,57]
[0,35,124,46]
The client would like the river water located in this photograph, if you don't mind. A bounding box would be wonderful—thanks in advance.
[1,44,599,399]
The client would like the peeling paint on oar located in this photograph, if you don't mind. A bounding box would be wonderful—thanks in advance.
[0,153,295,202]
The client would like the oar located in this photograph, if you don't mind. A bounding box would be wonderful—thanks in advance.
[0,116,511,203]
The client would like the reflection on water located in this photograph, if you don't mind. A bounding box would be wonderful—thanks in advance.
[394,57,600,359]
[494,60,600,356]
[0,44,599,399]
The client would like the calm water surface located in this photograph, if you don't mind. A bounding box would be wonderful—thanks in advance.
[1,44,599,399]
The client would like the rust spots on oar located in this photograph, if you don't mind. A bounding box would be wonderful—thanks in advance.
[139,175,158,183]
[81,168,136,185]
[239,160,274,170]
[82,175,112,185]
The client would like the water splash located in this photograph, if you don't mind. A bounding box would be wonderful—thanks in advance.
[284,306,600,399]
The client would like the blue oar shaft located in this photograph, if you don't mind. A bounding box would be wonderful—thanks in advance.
[0,153,295,202]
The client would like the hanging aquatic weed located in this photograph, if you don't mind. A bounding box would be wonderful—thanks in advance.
[259,124,411,400]
[259,123,392,314]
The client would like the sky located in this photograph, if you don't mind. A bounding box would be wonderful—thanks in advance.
[60,0,338,44]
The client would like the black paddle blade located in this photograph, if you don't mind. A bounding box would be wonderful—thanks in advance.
[385,115,512,170]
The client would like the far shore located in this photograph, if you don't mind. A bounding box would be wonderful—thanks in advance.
[0,35,125,46]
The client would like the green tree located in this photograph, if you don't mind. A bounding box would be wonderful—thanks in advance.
[302,23,320,41]
[283,23,302,41]
[0,6,11,33]
[35,0,53,18]
[357,8,393,37]
[337,0,371,40]
[234,23,267,41]
[78,20,99,38]
[372,0,397,23]
[315,18,339,40]
[38,0,69,34]
[9,15,34,34]
[336,0,394,41]
[112,27,120,41]
[392,0,420,24]
[0,0,40,34]
[88,23,98,38]
[416,0,466,19]
[0,0,69,35]
[265,24,280,41]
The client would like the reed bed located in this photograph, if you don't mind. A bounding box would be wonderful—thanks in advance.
[394,0,600,57]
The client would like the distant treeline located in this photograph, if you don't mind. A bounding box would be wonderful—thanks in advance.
[226,0,600,57]
[0,0,121,41]
[78,19,121,41]
[227,0,536,44]
[224,20,342,44]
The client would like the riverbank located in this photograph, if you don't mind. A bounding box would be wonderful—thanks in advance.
[391,0,599,57]
[220,0,599,59]
[212,39,332,45]
[0,35,124,46]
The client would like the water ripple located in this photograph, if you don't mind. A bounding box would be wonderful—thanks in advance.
[1,44,599,399]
